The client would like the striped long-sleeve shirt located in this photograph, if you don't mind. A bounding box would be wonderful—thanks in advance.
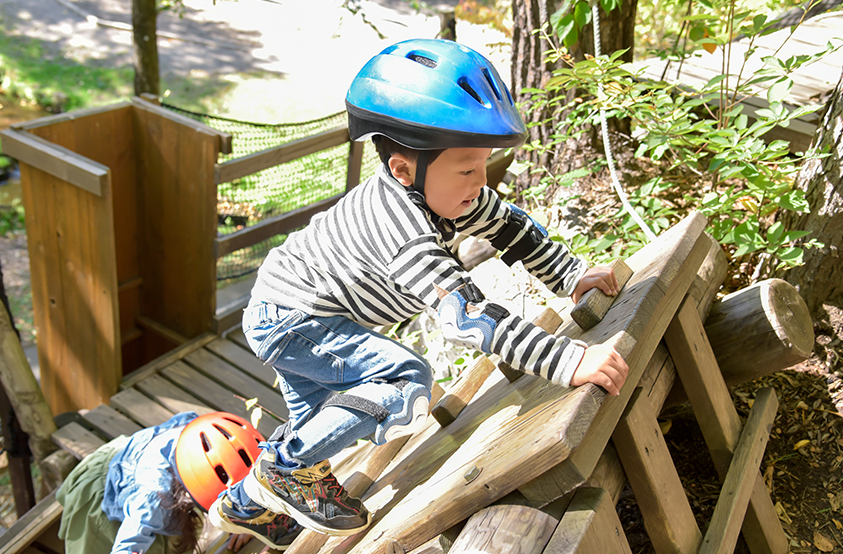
[250,165,589,385]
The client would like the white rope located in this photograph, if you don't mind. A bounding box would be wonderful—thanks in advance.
[591,4,658,242]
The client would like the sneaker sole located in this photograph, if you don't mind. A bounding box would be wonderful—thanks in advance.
[207,500,293,551]
[383,395,429,442]
[242,471,371,537]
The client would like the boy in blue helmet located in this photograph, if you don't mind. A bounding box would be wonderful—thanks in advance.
[210,38,629,539]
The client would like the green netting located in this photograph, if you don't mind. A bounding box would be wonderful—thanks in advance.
[162,104,381,281]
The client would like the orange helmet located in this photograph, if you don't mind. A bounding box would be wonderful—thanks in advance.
[174,412,264,510]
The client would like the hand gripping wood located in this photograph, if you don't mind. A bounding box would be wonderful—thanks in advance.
[571,259,634,330]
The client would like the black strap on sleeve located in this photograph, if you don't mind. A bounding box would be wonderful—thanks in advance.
[500,224,545,266]
[482,302,510,323]
[490,210,526,251]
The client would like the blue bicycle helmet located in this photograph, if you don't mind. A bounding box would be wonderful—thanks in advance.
[346,39,527,150]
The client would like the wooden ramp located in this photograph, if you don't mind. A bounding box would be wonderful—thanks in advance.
[0,212,788,554]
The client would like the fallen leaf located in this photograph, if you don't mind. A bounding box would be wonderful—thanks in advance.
[659,418,672,435]
[833,518,842,530]
[775,501,793,524]
[793,439,811,450]
[813,530,834,552]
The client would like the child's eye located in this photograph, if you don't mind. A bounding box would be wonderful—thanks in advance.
[462,169,475,175]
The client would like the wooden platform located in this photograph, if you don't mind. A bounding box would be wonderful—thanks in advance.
[0,330,290,554]
[629,10,843,152]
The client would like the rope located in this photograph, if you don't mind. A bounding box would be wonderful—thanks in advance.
[591,4,657,242]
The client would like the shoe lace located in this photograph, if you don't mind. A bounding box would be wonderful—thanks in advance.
[321,472,346,497]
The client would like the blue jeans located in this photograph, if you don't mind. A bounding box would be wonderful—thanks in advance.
[241,302,433,468]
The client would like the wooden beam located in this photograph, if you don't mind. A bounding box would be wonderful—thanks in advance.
[120,332,217,390]
[0,128,107,196]
[699,387,778,554]
[664,298,787,554]
[0,490,62,554]
[543,487,633,554]
[571,259,634,330]
[214,126,349,184]
[612,388,701,554]
[131,96,232,155]
[213,194,344,258]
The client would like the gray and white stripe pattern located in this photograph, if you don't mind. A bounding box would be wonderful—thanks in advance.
[250,165,588,385]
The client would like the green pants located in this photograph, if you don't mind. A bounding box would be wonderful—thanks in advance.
[56,436,172,554]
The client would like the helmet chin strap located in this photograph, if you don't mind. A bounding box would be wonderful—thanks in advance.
[413,150,431,196]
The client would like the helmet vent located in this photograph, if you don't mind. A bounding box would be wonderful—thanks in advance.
[458,78,485,106]
[238,448,253,467]
[214,465,231,485]
[408,53,438,68]
[213,424,234,440]
[199,432,212,452]
[482,69,502,101]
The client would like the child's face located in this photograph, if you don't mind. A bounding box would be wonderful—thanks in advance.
[394,147,492,220]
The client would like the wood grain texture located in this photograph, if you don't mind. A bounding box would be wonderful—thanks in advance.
[571,259,634,331]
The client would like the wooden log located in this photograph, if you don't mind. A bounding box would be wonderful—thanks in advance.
[571,259,634,331]
[0,300,58,465]
[702,278,813,388]
[447,504,558,554]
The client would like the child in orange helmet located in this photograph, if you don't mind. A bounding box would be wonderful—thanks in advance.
[56,411,301,553]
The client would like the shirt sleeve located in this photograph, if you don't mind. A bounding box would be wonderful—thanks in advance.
[455,186,588,298]
[389,233,586,387]
[111,489,166,554]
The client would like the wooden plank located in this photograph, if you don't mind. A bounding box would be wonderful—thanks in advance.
[700,387,778,554]
[213,194,343,258]
[612,388,701,554]
[120,332,217,390]
[162,360,280,437]
[110,387,175,428]
[543,487,632,554]
[325,212,709,554]
[214,126,348,184]
[133,103,218,342]
[82,404,144,439]
[226,326,250,350]
[52,422,105,460]
[345,139,365,192]
[571,259,634,331]
[0,128,107,196]
[204,337,278,388]
[664,298,787,554]
[183,348,289,422]
[136,315,190,345]
[433,307,563,426]
[10,102,132,131]
[131,97,231,155]
[0,490,62,554]
[23,112,123,414]
[517,213,711,509]
[134,373,215,417]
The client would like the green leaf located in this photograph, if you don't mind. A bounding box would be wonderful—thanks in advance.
[767,78,793,104]
[574,1,591,28]
[777,190,810,212]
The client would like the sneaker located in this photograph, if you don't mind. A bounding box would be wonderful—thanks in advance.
[243,451,371,536]
[208,495,302,551]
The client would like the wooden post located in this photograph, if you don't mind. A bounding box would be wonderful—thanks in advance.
[664,298,787,554]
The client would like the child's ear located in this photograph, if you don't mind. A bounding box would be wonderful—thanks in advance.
[388,154,415,188]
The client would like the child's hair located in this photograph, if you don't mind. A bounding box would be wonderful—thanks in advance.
[372,135,443,167]
[160,470,202,554]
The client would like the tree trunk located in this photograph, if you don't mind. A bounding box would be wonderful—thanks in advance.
[132,0,160,96]
[780,69,843,316]
[510,0,638,200]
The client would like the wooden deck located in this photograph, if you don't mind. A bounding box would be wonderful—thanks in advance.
[0,328,290,554]
[629,10,843,152]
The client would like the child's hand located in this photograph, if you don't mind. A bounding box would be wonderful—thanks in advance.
[572,266,620,304]
[570,344,629,396]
